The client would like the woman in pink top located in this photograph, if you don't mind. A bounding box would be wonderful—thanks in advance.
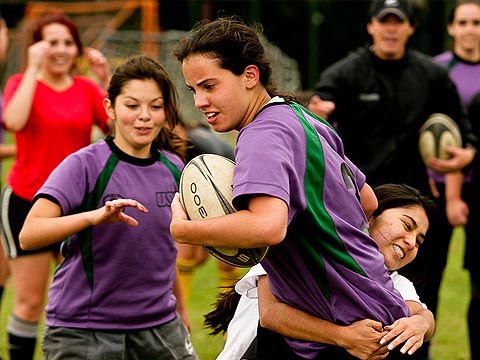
[1,13,109,360]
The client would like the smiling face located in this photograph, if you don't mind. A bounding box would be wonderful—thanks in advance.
[367,14,414,60]
[448,2,480,58]
[104,78,166,158]
[41,22,78,75]
[369,205,429,271]
[181,53,262,132]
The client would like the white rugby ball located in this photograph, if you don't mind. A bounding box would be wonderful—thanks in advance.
[179,154,268,268]
[418,113,462,166]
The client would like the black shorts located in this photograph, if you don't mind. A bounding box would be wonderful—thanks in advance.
[1,186,60,258]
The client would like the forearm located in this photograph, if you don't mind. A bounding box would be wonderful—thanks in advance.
[21,198,148,250]
[444,171,464,201]
[0,143,16,159]
[3,67,38,131]
[257,276,387,359]
[20,209,96,250]
[170,194,287,248]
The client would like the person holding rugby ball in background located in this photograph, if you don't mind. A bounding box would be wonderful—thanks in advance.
[18,54,198,360]
[434,2,480,358]
[1,13,110,359]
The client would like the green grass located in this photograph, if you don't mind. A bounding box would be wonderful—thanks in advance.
[0,228,472,359]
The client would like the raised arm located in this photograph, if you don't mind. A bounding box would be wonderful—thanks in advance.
[3,41,48,132]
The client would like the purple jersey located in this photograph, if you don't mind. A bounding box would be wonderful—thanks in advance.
[233,100,410,358]
[430,52,480,182]
[434,51,480,109]
[36,138,183,330]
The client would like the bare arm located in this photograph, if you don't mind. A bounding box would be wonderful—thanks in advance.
[0,143,16,159]
[173,265,191,332]
[170,193,288,248]
[20,197,148,250]
[3,41,49,132]
[84,47,111,90]
[444,171,468,225]
[428,146,475,173]
[257,276,390,360]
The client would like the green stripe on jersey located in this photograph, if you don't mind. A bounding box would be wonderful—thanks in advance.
[288,102,366,302]
[78,153,120,290]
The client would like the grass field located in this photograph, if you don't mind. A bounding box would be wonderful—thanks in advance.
[0,226,472,359]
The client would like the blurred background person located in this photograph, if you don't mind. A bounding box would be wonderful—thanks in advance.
[308,1,477,358]
[0,13,110,360]
[0,11,17,334]
[433,2,480,358]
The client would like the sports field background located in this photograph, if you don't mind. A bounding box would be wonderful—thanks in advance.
[0,226,471,359]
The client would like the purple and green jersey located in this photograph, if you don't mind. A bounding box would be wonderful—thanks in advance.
[434,51,480,110]
[36,138,183,330]
[233,100,410,358]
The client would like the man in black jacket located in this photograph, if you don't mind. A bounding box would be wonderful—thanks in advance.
[309,0,477,359]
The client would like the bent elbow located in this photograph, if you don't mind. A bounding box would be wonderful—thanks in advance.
[263,226,286,247]
[19,229,33,250]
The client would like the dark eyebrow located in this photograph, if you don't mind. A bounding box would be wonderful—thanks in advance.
[403,214,426,241]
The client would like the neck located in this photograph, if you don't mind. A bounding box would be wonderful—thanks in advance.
[238,90,271,130]
[37,71,73,90]
[454,46,480,63]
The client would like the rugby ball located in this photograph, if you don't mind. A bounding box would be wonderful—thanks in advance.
[418,113,462,166]
[179,154,269,268]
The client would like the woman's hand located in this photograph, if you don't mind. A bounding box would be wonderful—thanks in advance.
[96,199,148,226]
[85,47,111,89]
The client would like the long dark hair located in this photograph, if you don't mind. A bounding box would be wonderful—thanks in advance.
[107,55,187,160]
[173,16,295,101]
[371,183,437,224]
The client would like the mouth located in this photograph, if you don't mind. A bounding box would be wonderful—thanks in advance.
[205,112,218,123]
[51,56,70,65]
[393,244,405,260]
[135,127,152,135]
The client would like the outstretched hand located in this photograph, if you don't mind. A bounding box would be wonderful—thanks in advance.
[95,199,148,226]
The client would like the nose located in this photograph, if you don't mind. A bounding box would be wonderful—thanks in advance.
[404,234,416,250]
[138,105,151,121]
[193,92,208,109]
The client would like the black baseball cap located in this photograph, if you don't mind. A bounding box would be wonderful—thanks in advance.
[369,0,413,22]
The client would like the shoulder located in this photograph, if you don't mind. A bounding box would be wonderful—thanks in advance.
[72,76,105,92]
[67,139,109,163]
[158,150,185,171]
[4,73,23,87]
[433,51,453,66]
